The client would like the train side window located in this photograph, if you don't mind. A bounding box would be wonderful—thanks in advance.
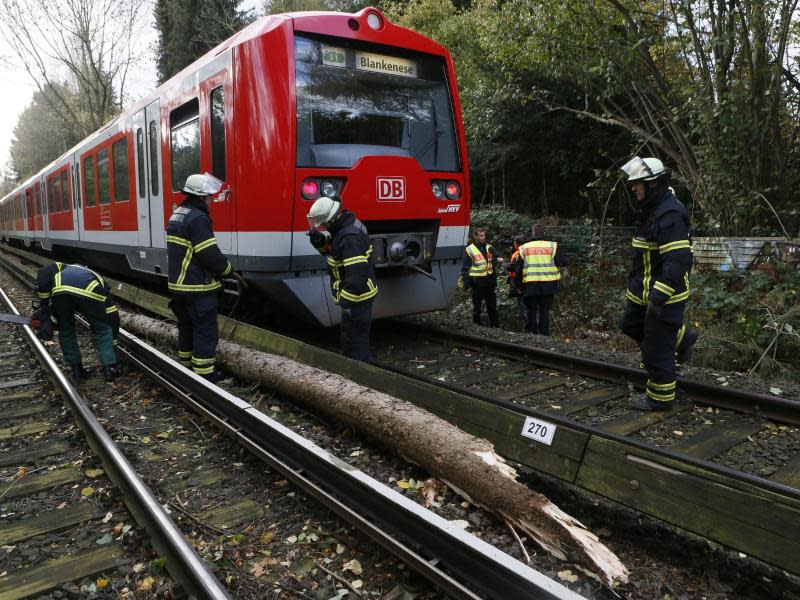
[47,177,55,213]
[149,120,160,195]
[210,86,226,181]
[170,98,200,192]
[113,137,130,202]
[136,128,145,198]
[60,170,70,212]
[84,156,96,207]
[73,164,80,208]
[54,175,62,213]
[98,148,111,205]
[34,185,41,215]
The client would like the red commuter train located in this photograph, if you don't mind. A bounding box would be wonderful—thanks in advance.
[0,8,470,325]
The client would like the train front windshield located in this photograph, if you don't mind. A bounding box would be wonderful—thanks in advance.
[295,35,460,172]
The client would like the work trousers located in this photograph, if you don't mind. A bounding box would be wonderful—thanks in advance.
[171,293,219,377]
[524,294,554,335]
[470,285,498,327]
[52,295,116,367]
[619,300,685,405]
[516,296,528,327]
[341,301,373,362]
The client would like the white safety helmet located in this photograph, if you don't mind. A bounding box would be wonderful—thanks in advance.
[307,196,341,229]
[183,172,224,197]
[621,156,667,182]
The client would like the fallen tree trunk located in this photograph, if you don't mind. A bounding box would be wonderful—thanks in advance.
[122,312,628,586]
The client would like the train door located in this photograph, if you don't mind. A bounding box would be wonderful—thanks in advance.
[145,100,165,248]
[133,108,151,247]
[200,71,234,253]
[70,157,82,239]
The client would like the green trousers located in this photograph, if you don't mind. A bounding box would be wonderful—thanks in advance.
[52,295,116,367]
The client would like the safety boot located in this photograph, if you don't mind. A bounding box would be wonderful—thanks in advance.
[70,364,91,381]
[103,364,122,381]
[676,327,699,367]
[630,394,673,411]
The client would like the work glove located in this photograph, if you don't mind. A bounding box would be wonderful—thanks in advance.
[307,228,331,252]
[38,318,54,341]
[646,300,664,319]
[232,271,248,294]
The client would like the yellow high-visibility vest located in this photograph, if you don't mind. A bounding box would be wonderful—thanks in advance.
[521,240,561,283]
[466,243,494,277]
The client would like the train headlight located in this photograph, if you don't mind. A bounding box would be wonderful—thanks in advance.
[321,180,338,198]
[431,181,444,199]
[301,179,319,199]
[366,12,383,30]
[445,181,461,200]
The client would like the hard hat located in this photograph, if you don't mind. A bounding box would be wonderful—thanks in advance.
[183,173,223,196]
[621,156,666,182]
[307,196,341,229]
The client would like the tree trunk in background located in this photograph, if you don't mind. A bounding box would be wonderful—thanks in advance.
[121,311,629,587]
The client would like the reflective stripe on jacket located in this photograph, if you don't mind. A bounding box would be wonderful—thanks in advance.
[520,241,561,283]
[36,263,117,313]
[166,196,232,294]
[627,187,693,307]
[327,210,378,307]
[466,243,494,277]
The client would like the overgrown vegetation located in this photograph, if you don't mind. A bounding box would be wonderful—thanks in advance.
[460,207,800,376]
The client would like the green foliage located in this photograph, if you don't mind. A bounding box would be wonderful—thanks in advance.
[265,0,373,13]
[155,0,254,84]
[469,206,530,239]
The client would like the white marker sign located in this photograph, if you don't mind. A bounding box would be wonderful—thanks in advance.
[520,416,556,446]
[355,51,417,78]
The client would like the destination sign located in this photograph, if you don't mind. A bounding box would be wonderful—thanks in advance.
[355,51,417,78]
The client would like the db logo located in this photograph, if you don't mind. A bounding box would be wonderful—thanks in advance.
[377,177,406,201]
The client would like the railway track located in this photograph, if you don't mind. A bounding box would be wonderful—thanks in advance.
[0,247,581,599]
[0,286,226,599]
[2,242,799,587]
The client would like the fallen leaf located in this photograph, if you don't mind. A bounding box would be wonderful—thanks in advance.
[673,431,684,436]
[96,533,114,545]
[342,559,362,575]
[449,519,469,530]
[56,502,68,510]
[141,436,151,444]
[770,387,783,395]
[156,431,170,439]
[132,562,146,574]
[396,480,410,489]
[84,468,104,479]
[96,579,109,589]
[250,557,278,577]
[113,522,124,536]
[349,450,363,457]
[102,512,113,523]
[351,579,363,589]
[137,576,155,591]
[259,531,275,545]
[81,486,94,497]
[421,479,439,508]
[286,535,297,544]
[335,543,345,554]
[557,569,579,583]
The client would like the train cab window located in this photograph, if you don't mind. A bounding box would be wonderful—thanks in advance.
[60,170,70,212]
[210,86,226,181]
[170,98,200,191]
[113,138,130,202]
[84,156,96,207]
[98,148,111,205]
[149,120,160,195]
[136,128,145,198]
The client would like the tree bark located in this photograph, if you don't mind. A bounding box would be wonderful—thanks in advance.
[121,312,629,587]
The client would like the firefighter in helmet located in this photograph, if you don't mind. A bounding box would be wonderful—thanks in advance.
[619,156,698,410]
[166,173,245,381]
[307,195,377,362]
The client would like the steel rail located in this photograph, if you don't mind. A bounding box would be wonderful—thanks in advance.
[0,285,229,600]
[115,327,581,600]
[390,320,800,425]
[0,250,581,599]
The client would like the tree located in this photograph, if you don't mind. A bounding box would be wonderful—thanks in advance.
[155,0,254,84]
[9,84,83,180]
[263,0,373,13]
[0,0,150,138]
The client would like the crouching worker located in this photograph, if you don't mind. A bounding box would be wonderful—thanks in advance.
[33,262,122,381]
[307,195,377,362]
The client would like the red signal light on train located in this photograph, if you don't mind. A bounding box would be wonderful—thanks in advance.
[445,181,460,200]
[301,179,319,199]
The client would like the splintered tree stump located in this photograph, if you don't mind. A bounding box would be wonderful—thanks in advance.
[121,312,628,586]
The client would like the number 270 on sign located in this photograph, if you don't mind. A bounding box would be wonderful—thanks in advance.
[520,416,556,446]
